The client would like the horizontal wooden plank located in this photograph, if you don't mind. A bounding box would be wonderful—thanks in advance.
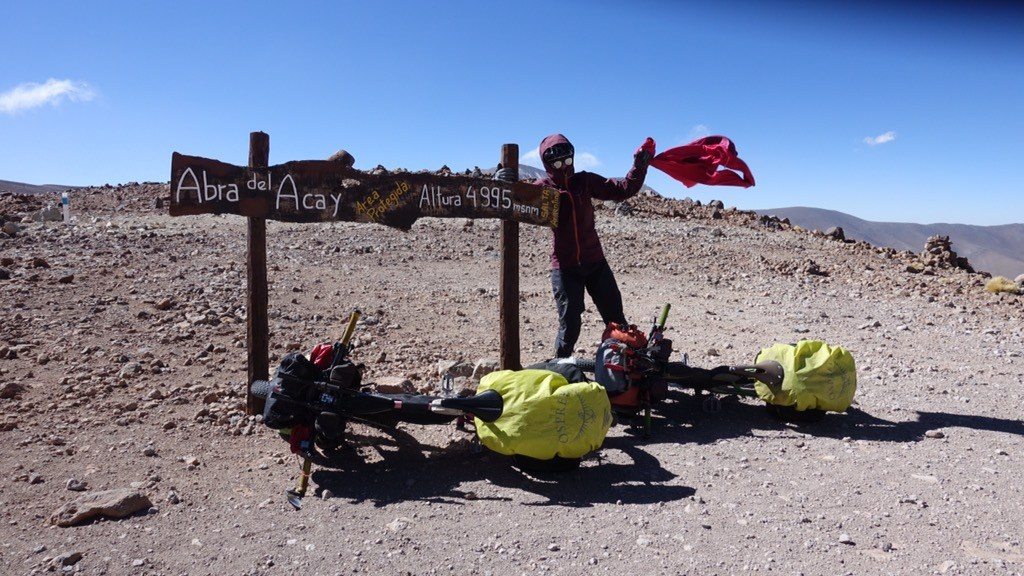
[168,153,559,229]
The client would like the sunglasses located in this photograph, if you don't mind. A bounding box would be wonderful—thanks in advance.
[549,157,573,169]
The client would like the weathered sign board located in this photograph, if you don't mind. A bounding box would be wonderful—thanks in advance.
[169,152,559,230]
[168,136,536,415]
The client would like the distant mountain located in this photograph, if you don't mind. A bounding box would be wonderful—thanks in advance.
[480,164,660,196]
[756,206,1024,278]
[0,180,74,196]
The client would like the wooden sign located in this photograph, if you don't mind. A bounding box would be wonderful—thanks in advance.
[169,152,559,230]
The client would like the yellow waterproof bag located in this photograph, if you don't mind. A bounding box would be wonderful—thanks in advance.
[475,369,612,460]
[754,340,857,412]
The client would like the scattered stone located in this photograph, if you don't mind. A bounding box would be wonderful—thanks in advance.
[824,226,845,241]
[29,473,44,484]
[924,429,945,439]
[838,533,854,545]
[143,445,157,457]
[50,488,153,526]
[154,298,173,311]
[321,489,334,500]
[0,267,10,280]
[0,382,26,399]
[51,551,83,568]
[35,205,63,222]
[472,358,500,379]
[387,517,413,532]
[1,221,21,236]
[802,260,828,276]
[57,273,74,284]
[167,490,181,504]
[706,348,720,357]
[31,256,50,268]
[547,543,561,552]
[438,360,473,378]
[373,376,414,394]
[118,362,142,379]
[66,479,88,492]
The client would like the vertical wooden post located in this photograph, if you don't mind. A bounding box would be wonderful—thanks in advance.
[246,132,270,415]
[499,144,521,370]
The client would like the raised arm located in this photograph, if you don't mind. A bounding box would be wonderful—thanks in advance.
[587,138,655,202]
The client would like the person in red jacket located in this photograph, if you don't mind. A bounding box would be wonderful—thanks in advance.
[499,134,654,357]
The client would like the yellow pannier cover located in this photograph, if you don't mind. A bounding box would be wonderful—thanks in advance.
[475,369,612,460]
[754,340,857,412]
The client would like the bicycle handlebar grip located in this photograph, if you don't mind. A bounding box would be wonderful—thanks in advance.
[657,303,671,329]
[340,309,361,347]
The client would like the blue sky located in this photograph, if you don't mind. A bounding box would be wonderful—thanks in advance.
[1,1,1021,225]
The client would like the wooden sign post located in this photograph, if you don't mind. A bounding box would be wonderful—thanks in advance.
[169,135,558,413]
[246,132,270,415]
[499,144,521,371]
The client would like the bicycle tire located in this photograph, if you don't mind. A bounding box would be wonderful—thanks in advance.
[250,380,273,400]
[573,358,596,372]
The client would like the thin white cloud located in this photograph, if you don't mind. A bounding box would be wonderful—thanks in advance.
[0,78,96,114]
[521,146,600,170]
[863,131,897,146]
[522,147,541,165]
[689,124,710,139]
[575,152,600,170]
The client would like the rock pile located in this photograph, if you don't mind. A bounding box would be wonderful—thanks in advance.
[920,235,975,274]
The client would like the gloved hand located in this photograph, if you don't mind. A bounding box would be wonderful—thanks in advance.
[494,167,518,183]
[634,137,656,166]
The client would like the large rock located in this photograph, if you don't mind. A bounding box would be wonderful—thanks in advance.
[50,488,153,526]
[328,150,356,168]
[35,205,63,222]
[472,358,500,380]
[824,226,845,241]
[1,221,21,236]
[0,382,25,399]
[437,360,473,378]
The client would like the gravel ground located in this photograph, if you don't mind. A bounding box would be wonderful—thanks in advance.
[1,186,1022,575]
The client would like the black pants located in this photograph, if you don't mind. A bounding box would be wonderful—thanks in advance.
[551,259,626,358]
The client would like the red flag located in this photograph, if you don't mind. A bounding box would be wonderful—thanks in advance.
[650,135,755,189]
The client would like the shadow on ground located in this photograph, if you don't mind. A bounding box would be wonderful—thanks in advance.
[310,424,694,508]
[652,392,1024,444]
[308,393,1023,508]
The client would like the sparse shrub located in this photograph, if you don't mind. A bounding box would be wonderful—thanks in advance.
[984,276,1021,295]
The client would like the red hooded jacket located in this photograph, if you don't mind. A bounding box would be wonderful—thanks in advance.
[534,134,649,269]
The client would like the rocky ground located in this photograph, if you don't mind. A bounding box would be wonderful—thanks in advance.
[1,184,1023,575]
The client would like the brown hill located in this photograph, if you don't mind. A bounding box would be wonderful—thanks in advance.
[757,206,1024,278]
